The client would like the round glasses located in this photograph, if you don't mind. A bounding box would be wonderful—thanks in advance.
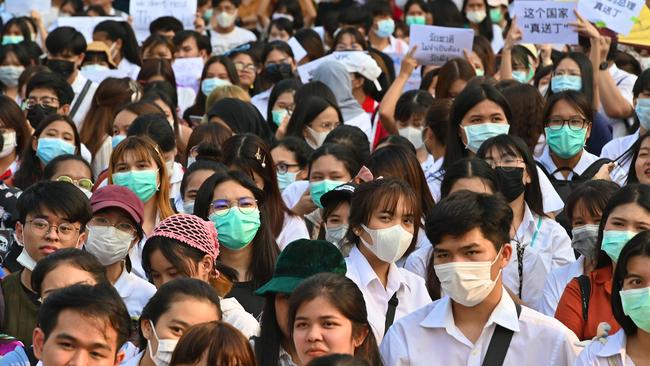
[545,117,589,131]
[276,162,300,174]
[210,197,258,216]
[484,157,525,172]
[27,218,80,240]
[56,176,93,191]
[87,216,137,236]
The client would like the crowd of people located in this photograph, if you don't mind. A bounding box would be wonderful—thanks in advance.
[0,0,648,364]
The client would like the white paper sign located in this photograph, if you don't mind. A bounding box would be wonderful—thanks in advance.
[54,17,121,43]
[287,37,307,63]
[578,0,643,35]
[172,57,204,93]
[129,0,196,42]
[515,1,578,45]
[409,25,474,65]
[5,0,51,15]
[80,68,129,84]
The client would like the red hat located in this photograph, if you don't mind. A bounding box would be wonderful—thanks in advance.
[90,185,144,225]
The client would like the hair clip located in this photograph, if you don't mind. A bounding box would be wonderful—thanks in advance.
[255,148,266,168]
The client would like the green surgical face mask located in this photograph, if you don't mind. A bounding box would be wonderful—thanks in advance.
[405,15,426,26]
[544,126,587,159]
[489,8,503,23]
[620,286,650,332]
[310,179,346,208]
[209,208,261,250]
[111,169,159,202]
[601,230,637,263]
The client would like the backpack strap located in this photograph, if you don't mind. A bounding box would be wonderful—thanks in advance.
[579,158,613,181]
[577,274,591,322]
[384,292,399,335]
[481,303,522,366]
[69,79,92,120]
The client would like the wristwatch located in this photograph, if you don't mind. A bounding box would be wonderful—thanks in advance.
[599,61,609,70]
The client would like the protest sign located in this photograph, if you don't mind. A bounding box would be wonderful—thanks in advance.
[287,37,308,63]
[80,68,129,84]
[409,25,474,65]
[54,17,121,43]
[5,0,50,15]
[172,57,204,93]
[130,0,196,42]
[514,1,578,44]
[578,0,644,35]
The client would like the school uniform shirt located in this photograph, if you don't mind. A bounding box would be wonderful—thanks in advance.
[118,59,141,81]
[489,24,505,54]
[503,204,574,311]
[422,154,443,203]
[403,244,431,279]
[128,236,147,280]
[277,213,309,250]
[575,329,636,366]
[539,256,585,317]
[379,287,581,366]
[600,129,639,185]
[177,86,196,116]
[220,296,260,338]
[169,162,184,199]
[602,64,637,138]
[70,73,98,129]
[91,136,112,180]
[114,266,156,319]
[209,27,257,56]
[251,88,272,117]
[345,246,431,344]
[537,145,612,181]
[120,351,143,366]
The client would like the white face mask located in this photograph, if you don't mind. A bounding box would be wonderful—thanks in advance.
[17,247,37,271]
[360,224,413,263]
[398,126,424,149]
[182,200,195,214]
[147,320,178,366]
[325,224,348,246]
[83,226,134,266]
[216,11,237,28]
[466,9,487,24]
[434,247,503,307]
[0,131,17,158]
[306,126,329,149]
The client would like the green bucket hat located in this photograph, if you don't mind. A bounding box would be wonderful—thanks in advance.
[255,239,346,296]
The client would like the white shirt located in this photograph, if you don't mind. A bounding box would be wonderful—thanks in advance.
[503,204,574,311]
[113,266,157,319]
[177,86,196,116]
[128,236,147,280]
[601,129,639,185]
[169,162,184,199]
[346,246,431,344]
[282,180,310,210]
[537,146,604,181]
[70,73,98,129]
[220,297,260,338]
[277,212,309,250]
[118,59,141,81]
[539,256,585,317]
[602,64,637,138]
[209,27,257,56]
[490,24,505,54]
[380,36,409,56]
[575,329,636,366]
[404,244,431,279]
[380,288,580,366]
[344,112,373,144]
[251,88,272,118]
[91,136,112,180]
[537,166,565,214]
[120,351,143,366]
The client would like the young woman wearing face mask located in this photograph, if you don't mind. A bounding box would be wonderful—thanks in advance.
[176,157,227,214]
[142,213,260,338]
[285,96,343,150]
[462,0,503,53]
[252,41,297,117]
[44,154,94,198]
[539,180,620,317]
[12,114,81,190]
[131,278,222,366]
[576,230,650,366]
[555,184,650,340]
[93,20,143,80]
[344,179,432,343]
[254,239,348,366]
[108,136,174,278]
[283,144,360,237]
[271,137,312,193]
[194,170,279,318]
[183,56,240,123]
[267,79,301,137]
[403,0,432,28]
[0,44,30,103]
[84,185,156,320]
[0,96,30,181]
[318,183,355,251]
[288,273,381,366]
[112,102,165,149]
[477,135,574,310]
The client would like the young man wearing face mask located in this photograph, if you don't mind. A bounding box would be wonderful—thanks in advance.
[203,0,256,55]
[44,27,98,130]
[365,1,409,58]
[380,191,580,365]
[0,181,91,347]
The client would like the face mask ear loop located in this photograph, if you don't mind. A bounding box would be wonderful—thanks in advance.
[147,320,160,360]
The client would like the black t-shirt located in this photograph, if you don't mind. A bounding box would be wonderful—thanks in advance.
[226,281,265,319]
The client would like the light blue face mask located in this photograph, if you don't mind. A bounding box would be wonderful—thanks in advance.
[36,137,75,165]
[463,123,510,153]
[405,15,426,26]
[112,134,126,149]
[620,286,650,332]
[310,180,346,208]
[512,68,533,84]
[277,171,297,191]
[551,75,582,93]
[635,98,650,131]
[81,64,109,73]
[203,8,214,22]
[201,77,231,97]
[544,126,586,159]
[209,208,261,250]
[2,35,24,45]
[272,108,289,127]
[111,169,159,203]
[474,68,485,77]
[375,18,395,38]
[601,230,637,263]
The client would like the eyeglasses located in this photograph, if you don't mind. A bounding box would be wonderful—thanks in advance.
[234,61,256,73]
[88,216,137,236]
[23,96,59,109]
[210,197,258,216]
[484,157,525,172]
[545,117,589,131]
[276,162,300,174]
[27,218,80,240]
[56,176,93,191]
[311,121,340,131]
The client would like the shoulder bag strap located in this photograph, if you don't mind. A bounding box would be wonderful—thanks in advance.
[577,274,591,322]
[481,303,522,366]
[384,292,399,335]
[69,79,92,120]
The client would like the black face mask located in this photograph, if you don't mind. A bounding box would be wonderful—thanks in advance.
[27,104,58,129]
[264,63,293,83]
[495,167,525,202]
[46,59,76,79]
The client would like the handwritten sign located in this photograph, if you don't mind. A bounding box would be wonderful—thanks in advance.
[54,17,121,43]
[4,0,51,15]
[409,25,474,65]
[172,57,204,93]
[515,1,578,45]
[578,0,644,35]
[129,0,196,42]
[287,37,307,63]
[80,68,129,84]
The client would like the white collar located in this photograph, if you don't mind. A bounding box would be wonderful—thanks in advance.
[596,329,627,358]
[348,245,406,295]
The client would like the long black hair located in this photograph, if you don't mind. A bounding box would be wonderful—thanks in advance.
[93,20,142,66]
[547,52,595,103]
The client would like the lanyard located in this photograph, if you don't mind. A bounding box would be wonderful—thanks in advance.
[516,216,543,298]
[529,216,543,248]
